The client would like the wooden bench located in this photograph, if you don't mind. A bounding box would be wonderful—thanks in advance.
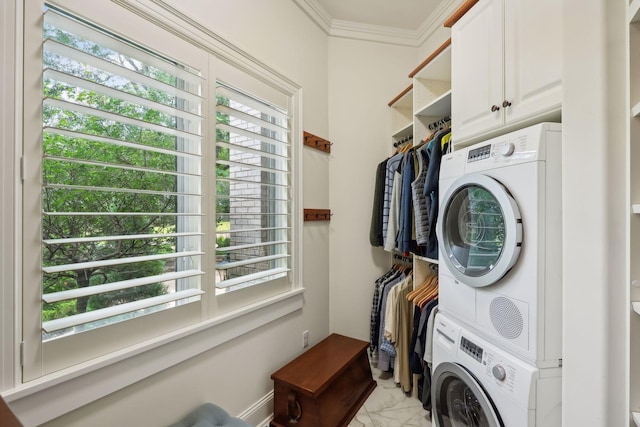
[270,333,376,427]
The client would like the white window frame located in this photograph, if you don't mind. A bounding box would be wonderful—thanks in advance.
[0,1,303,425]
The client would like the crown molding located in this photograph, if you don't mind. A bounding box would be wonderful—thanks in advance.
[293,0,461,47]
[329,19,421,46]
[415,0,460,45]
[291,0,332,35]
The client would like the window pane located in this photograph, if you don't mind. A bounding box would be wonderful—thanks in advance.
[41,8,203,339]
[215,82,291,293]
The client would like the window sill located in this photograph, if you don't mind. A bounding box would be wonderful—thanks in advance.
[2,288,304,427]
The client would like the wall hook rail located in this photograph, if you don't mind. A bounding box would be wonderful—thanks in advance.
[303,131,332,154]
[304,208,332,222]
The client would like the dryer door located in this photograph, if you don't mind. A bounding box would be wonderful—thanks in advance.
[432,362,503,427]
[437,173,522,288]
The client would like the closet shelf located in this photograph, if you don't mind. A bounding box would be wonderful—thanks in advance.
[630,0,640,23]
[632,102,640,118]
[632,204,640,214]
[392,122,413,139]
[409,39,452,80]
[633,302,640,316]
[415,90,452,119]
[633,411,640,427]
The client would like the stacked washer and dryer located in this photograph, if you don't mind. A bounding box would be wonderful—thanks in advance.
[431,123,563,427]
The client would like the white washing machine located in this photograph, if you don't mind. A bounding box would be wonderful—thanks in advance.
[431,313,561,427]
[436,123,562,367]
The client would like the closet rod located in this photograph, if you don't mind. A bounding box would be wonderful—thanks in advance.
[393,135,413,147]
[428,116,451,131]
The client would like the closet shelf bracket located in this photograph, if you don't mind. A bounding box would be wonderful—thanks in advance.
[303,131,332,154]
[304,208,332,222]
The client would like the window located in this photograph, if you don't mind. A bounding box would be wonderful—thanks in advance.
[40,6,204,340]
[215,82,291,294]
[20,1,300,382]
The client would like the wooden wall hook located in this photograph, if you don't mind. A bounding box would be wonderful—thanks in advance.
[303,131,332,154]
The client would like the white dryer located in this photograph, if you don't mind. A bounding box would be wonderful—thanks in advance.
[431,313,561,427]
[436,123,562,367]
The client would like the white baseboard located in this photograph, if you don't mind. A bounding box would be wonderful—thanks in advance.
[238,390,273,427]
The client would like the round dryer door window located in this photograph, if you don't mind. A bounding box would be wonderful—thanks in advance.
[438,174,522,288]
[432,362,503,427]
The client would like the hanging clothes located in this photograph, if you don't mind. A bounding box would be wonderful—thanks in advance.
[369,159,388,247]
[382,152,403,247]
[423,130,449,259]
[398,150,416,255]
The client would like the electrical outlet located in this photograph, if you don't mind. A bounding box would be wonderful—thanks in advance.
[303,330,309,348]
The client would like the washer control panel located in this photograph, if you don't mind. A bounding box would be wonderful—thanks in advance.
[460,336,483,363]
[467,144,491,163]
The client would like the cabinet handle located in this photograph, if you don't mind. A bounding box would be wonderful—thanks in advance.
[502,100,512,108]
[491,105,500,112]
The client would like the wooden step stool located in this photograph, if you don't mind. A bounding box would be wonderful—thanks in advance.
[270,333,376,427]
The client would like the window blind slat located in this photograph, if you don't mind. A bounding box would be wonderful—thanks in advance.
[44,68,204,124]
[217,123,289,149]
[217,85,288,121]
[215,268,289,289]
[43,269,204,303]
[216,254,289,270]
[44,98,203,141]
[43,39,203,103]
[215,141,288,162]
[44,231,203,245]
[216,105,288,136]
[43,250,203,274]
[216,159,288,175]
[44,127,202,159]
[44,156,202,179]
[44,183,202,198]
[215,240,289,253]
[42,288,204,333]
[216,177,288,189]
[219,226,290,235]
[44,9,203,87]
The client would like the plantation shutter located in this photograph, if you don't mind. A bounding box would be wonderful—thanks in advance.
[41,8,204,336]
[215,82,291,291]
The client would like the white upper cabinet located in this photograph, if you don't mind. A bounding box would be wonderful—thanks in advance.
[451,0,562,146]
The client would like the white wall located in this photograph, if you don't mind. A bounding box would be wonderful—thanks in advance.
[562,1,627,426]
[327,37,417,340]
[39,1,332,426]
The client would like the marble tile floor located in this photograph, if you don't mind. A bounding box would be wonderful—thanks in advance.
[348,366,432,427]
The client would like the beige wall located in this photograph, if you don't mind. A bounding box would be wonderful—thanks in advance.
[327,37,416,340]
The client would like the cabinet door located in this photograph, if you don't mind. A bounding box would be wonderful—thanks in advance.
[503,0,562,124]
[451,0,503,142]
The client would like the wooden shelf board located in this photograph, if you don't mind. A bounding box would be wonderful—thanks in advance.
[632,204,640,214]
[410,39,451,79]
[444,0,479,28]
[415,90,452,118]
[388,84,413,107]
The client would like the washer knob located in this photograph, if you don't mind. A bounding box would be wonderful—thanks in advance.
[500,142,515,157]
[492,364,506,381]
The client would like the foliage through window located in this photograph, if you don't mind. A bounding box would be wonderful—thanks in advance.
[40,7,204,339]
[34,5,295,345]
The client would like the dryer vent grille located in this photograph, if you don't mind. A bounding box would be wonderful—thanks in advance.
[489,297,523,339]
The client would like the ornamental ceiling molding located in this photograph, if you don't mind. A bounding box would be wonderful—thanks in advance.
[292,0,459,47]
